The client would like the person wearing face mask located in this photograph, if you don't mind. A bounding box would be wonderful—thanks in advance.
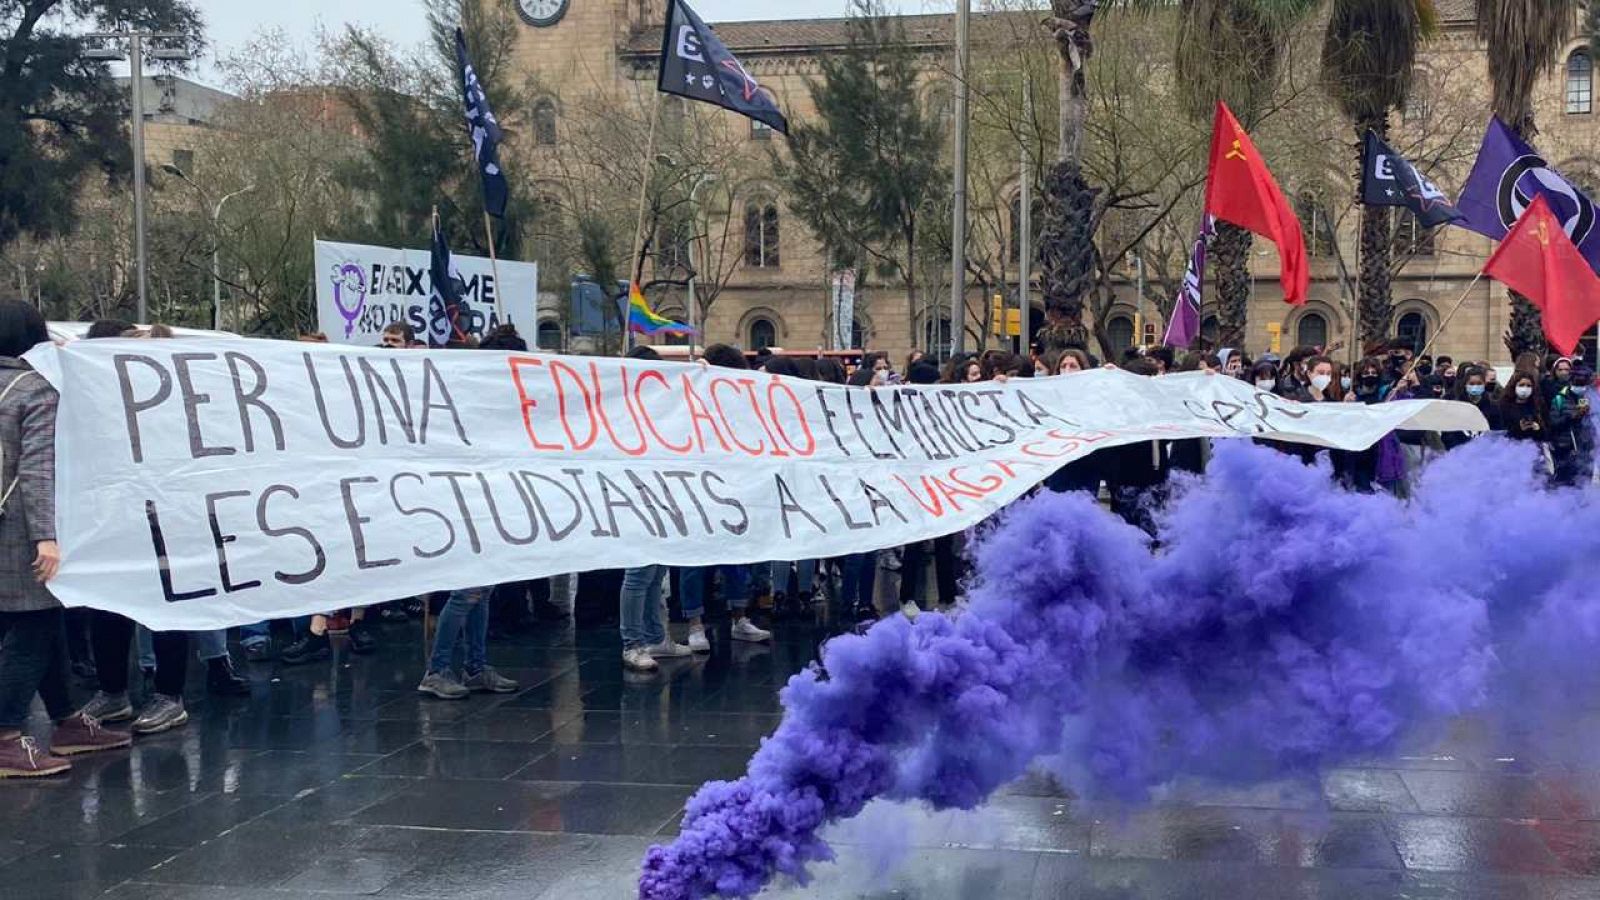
[1543,356,1574,402]
[1546,364,1594,487]
[1248,361,1279,395]
[1338,357,1406,493]
[1498,371,1547,446]
[1442,365,1502,449]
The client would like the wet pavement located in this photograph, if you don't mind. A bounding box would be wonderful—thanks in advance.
[5,614,1600,899]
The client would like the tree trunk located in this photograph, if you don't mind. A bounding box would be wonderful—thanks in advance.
[1356,118,1394,348]
[1036,160,1095,351]
[1210,221,1253,350]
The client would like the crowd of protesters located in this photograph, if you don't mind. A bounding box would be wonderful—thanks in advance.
[0,299,1593,775]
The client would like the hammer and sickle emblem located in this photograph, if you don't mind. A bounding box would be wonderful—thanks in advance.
[1536,218,1551,246]
[1224,139,1246,162]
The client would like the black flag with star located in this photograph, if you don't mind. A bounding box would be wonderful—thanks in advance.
[656,0,787,134]
[1360,130,1464,229]
[455,27,508,218]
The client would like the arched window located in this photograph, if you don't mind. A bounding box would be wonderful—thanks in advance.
[1568,50,1593,115]
[850,317,866,350]
[1107,315,1135,355]
[1295,312,1328,349]
[925,85,953,133]
[536,320,562,351]
[1396,310,1428,352]
[532,98,557,145]
[748,317,777,351]
[744,200,780,268]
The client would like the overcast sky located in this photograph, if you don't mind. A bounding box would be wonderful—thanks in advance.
[185,0,937,89]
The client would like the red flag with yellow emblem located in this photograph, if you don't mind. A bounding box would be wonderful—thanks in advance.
[1483,194,1600,355]
[1203,102,1310,305]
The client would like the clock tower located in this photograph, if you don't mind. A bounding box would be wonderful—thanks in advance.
[501,0,664,104]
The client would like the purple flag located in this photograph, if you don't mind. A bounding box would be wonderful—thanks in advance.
[1458,117,1600,273]
[1163,215,1214,348]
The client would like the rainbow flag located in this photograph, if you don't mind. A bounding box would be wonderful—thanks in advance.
[627,282,695,335]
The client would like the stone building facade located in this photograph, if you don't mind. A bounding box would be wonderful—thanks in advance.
[501,0,1600,365]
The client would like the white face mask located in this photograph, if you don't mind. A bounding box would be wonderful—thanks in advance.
[1516,385,1534,400]
[1255,379,1276,391]
[1310,374,1332,392]
[1340,376,1352,390]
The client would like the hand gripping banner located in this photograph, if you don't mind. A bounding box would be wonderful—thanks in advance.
[26,340,1485,629]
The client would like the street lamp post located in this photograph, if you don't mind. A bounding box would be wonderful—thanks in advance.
[162,165,254,331]
[84,27,191,324]
[687,173,717,358]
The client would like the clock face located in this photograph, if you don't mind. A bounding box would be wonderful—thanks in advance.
[516,0,569,27]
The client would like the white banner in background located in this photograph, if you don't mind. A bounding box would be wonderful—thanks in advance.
[26,339,1486,629]
[315,239,538,345]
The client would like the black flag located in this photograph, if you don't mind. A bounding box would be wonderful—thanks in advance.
[455,28,508,218]
[657,0,787,134]
[428,218,465,348]
[1360,130,1464,229]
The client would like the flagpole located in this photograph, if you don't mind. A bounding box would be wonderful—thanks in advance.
[1389,270,1485,392]
[625,91,665,357]
[481,211,507,327]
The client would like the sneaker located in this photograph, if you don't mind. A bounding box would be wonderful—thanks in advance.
[416,671,469,700]
[241,640,273,662]
[0,735,70,778]
[463,667,520,694]
[50,713,131,756]
[900,601,922,621]
[647,638,693,659]
[80,691,133,723]
[731,618,772,643]
[379,605,410,622]
[347,621,378,655]
[131,695,188,735]
[206,656,251,696]
[622,647,659,672]
[686,628,711,654]
[280,632,331,665]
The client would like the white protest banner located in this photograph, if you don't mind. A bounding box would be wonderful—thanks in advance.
[315,239,538,344]
[830,269,857,350]
[26,339,1485,630]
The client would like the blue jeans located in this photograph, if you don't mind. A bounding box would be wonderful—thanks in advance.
[428,587,490,676]
[619,566,666,650]
[767,559,817,597]
[139,627,229,667]
[839,552,877,609]
[239,622,270,648]
[679,565,750,619]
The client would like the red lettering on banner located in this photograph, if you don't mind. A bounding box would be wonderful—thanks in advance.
[710,376,765,456]
[766,376,816,457]
[947,465,1005,495]
[589,362,648,457]
[508,358,566,451]
[895,474,947,517]
[741,380,789,458]
[681,373,733,453]
[632,370,692,453]
[549,360,598,451]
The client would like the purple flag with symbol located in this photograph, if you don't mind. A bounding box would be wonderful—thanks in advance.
[1457,117,1600,274]
[1164,214,1214,348]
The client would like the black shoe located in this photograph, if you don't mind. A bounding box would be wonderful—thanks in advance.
[530,601,567,623]
[70,658,98,685]
[402,598,424,618]
[242,641,273,662]
[347,621,378,655]
[280,632,331,665]
[206,656,251,696]
[379,605,409,623]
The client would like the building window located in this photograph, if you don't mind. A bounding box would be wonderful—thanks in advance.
[1396,310,1428,352]
[925,86,953,133]
[1297,194,1335,257]
[850,317,865,349]
[751,118,773,140]
[1008,193,1039,263]
[659,310,690,346]
[170,148,194,176]
[1107,315,1135,355]
[1295,312,1328,349]
[1568,51,1593,115]
[923,315,951,357]
[748,317,777,351]
[532,99,557,145]
[1392,211,1436,257]
[536,320,562,351]
[744,200,780,268]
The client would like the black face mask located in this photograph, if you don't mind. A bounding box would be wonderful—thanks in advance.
[1415,363,1433,377]
[1361,374,1381,386]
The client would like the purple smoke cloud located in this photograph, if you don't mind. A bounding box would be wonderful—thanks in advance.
[639,438,1600,899]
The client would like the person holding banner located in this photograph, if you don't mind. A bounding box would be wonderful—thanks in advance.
[0,301,131,777]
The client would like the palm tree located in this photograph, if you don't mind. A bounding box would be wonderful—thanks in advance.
[1477,0,1579,356]
[1320,0,1433,347]
[1172,0,1320,352]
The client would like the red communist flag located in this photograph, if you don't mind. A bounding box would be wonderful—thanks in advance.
[1483,194,1600,356]
[1203,102,1310,305]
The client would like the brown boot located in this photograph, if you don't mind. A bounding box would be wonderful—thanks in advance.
[0,734,70,778]
[50,713,132,756]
